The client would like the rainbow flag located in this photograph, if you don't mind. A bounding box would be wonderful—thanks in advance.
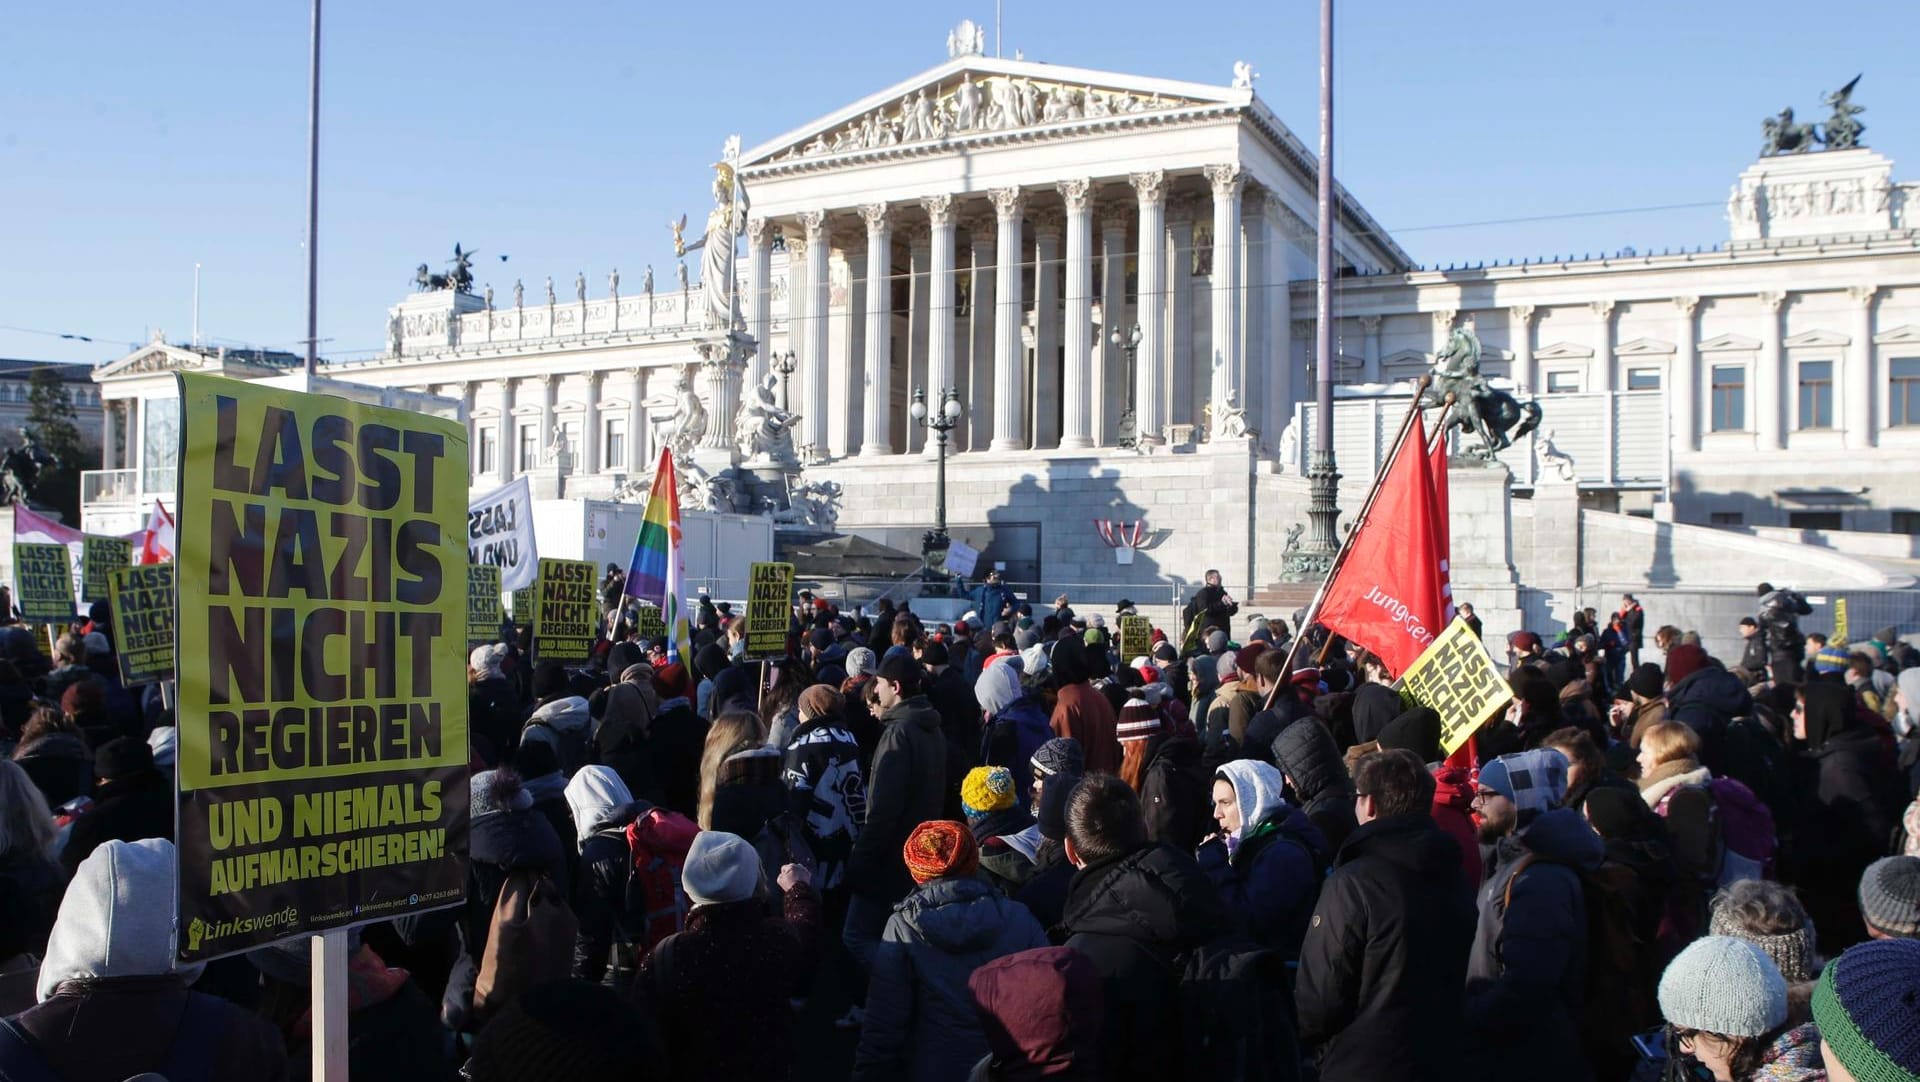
[623,447,691,662]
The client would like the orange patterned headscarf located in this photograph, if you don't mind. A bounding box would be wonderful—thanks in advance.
[903,820,979,885]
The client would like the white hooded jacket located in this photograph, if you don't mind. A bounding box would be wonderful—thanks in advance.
[39,838,203,1003]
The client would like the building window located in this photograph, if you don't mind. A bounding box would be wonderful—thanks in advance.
[1891,358,1920,427]
[518,424,538,471]
[1711,511,1744,526]
[1545,371,1580,394]
[1788,511,1843,531]
[604,418,626,471]
[477,427,497,475]
[1892,511,1920,536]
[1711,366,1746,431]
[1627,367,1661,391]
[1797,360,1834,429]
[559,420,580,459]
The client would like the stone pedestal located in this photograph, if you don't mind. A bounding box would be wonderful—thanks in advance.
[388,290,486,356]
[526,451,573,500]
[1728,148,1895,245]
[1447,460,1524,643]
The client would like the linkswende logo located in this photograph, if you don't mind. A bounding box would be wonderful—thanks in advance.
[1362,585,1436,647]
[196,906,300,947]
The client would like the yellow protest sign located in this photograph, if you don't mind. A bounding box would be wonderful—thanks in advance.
[532,557,596,663]
[468,564,503,648]
[82,535,134,603]
[1833,597,1849,646]
[510,587,533,627]
[745,561,794,660]
[173,371,468,962]
[633,602,666,641]
[13,542,74,625]
[108,562,174,686]
[1118,615,1153,662]
[1398,617,1514,756]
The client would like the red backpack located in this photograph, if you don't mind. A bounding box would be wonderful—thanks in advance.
[624,807,701,953]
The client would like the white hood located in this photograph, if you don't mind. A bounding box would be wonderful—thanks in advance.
[528,695,592,732]
[564,766,635,847]
[39,838,204,1002]
[1215,759,1287,839]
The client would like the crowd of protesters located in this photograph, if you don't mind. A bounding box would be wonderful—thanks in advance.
[5,573,1920,1082]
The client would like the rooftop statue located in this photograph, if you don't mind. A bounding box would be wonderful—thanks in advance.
[1822,75,1866,150]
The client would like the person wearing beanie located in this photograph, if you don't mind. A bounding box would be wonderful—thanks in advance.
[1029,736,1084,813]
[1465,747,1605,1081]
[964,763,1041,892]
[842,648,949,1019]
[1791,682,1901,953]
[635,832,818,1082]
[1114,696,1162,793]
[514,738,580,888]
[1813,937,1920,1082]
[966,946,1104,1080]
[1197,759,1327,961]
[522,659,593,776]
[1582,786,1680,998]
[58,735,172,877]
[445,769,567,1034]
[1859,856,1920,941]
[855,821,1047,1082]
[1611,660,1670,762]
[922,638,982,776]
[1657,936,1821,1082]
[976,661,1053,808]
[1662,643,1752,764]
[1710,879,1823,1001]
[632,661,708,821]
[782,684,866,892]
[8,840,289,1081]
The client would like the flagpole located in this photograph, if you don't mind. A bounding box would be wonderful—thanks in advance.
[1268,376,1432,706]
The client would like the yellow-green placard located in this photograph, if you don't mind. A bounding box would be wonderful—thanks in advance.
[532,557,597,663]
[1118,615,1153,662]
[13,543,74,625]
[633,602,666,641]
[1833,597,1849,646]
[1398,617,1515,756]
[467,564,503,648]
[82,536,135,603]
[172,370,468,962]
[745,561,794,660]
[510,588,533,627]
[108,562,174,686]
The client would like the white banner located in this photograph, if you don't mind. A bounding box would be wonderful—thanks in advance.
[468,476,538,592]
[942,539,980,578]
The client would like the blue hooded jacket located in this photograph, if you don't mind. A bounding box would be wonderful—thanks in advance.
[1195,759,1328,961]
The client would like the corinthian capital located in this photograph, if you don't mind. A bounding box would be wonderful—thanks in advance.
[859,203,892,234]
[1056,178,1093,213]
[988,187,1026,221]
[798,209,827,241]
[1129,169,1167,204]
[745,216,770,246]
[920,193,955,227]
[1203,163,1244,198]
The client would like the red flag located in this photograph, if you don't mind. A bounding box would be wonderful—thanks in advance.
[1429,436,1455,626]
[1315,414,1449,678]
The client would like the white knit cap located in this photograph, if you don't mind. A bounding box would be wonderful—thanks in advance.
[680,831,763,907]
[1657,936,1788,1037]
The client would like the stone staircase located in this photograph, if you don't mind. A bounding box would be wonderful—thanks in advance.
[1244,580,1324,622]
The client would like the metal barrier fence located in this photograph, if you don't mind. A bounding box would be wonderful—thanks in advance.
[686,575,1202,623]
[1516,585,1920,666]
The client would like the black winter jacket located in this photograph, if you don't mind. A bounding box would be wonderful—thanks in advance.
[846,695,947,903]
[1061,844,1227,1082]
[572,803,643,983]
[1271,719,1358,853]
[1139,736,1209,852]
[1295,813,1475,1082]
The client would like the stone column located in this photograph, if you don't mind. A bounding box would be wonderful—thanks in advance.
[860,203,894,457]
[1241,187,1268,441]
[744,217,772,390]
[1263,200,1292,426]
[1431,309,1457,358]
[1359,316,1382,384]
[1508,306,1536,394]
[988,187,1027,451]
[1131,170,1168,445]
[799,211,830,457]
[628,368,648,473]
[829,242,865,458]
[101,402,117,472]
[496,378,514,484]
[1167,195,1198,429]
[1097,206,1129,445]
[1846,285,1878,449]
[1057,180,1095,449]
[966,218,997,452]
[1756,292,1785,449]
[905,225,931,454]
[582,371,602,471]
[537,374,557,461]
[1591,300,1616,393]
[923,195,958,457]
[1031,210,1062,449]
[1205,164,1245,430]
[1671,297,1699,452]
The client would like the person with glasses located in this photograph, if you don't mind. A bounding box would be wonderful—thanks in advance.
[1296,749,1476,1082]
[1463,747,1606,1082]
[1654,936,1821,1082]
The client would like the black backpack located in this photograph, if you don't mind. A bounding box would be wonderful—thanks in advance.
[1505,854,1658,1074]
[0,989,228,1082]
[1169,935,1301,1082]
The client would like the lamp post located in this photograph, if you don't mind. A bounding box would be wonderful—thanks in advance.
[772,350,797,411]
[1111,322,1143,448]
[912,385,964,564]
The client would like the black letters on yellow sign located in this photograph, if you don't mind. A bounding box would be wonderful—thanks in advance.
[173,372,469,963]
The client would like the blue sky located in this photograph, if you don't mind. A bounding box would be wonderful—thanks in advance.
[3,0,1914,367]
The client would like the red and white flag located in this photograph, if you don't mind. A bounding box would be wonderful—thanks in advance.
[1315,413,1450,679]
[137,500,174,564]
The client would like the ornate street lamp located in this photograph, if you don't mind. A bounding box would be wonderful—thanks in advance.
[771,350,797,411]
[1111,323,1144,448]
[911,386,964,563]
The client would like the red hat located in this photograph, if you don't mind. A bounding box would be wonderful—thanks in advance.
[904,820,978,884]
[1150,628,1168,644]
[1235,640,1269,672]
[651,662,691,700]
[1665,643,1707,686]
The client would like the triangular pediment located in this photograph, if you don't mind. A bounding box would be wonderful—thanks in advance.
[95,339,302,381]
[1534,340,1595,361]
[93,344,206,380]
[1616,336,1676,356]
[743,56,1246,168]
[1380,349,1430,369]
[1874,324,1920,346]
[1783,328,1849,348]
[1698,332,1761,353]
